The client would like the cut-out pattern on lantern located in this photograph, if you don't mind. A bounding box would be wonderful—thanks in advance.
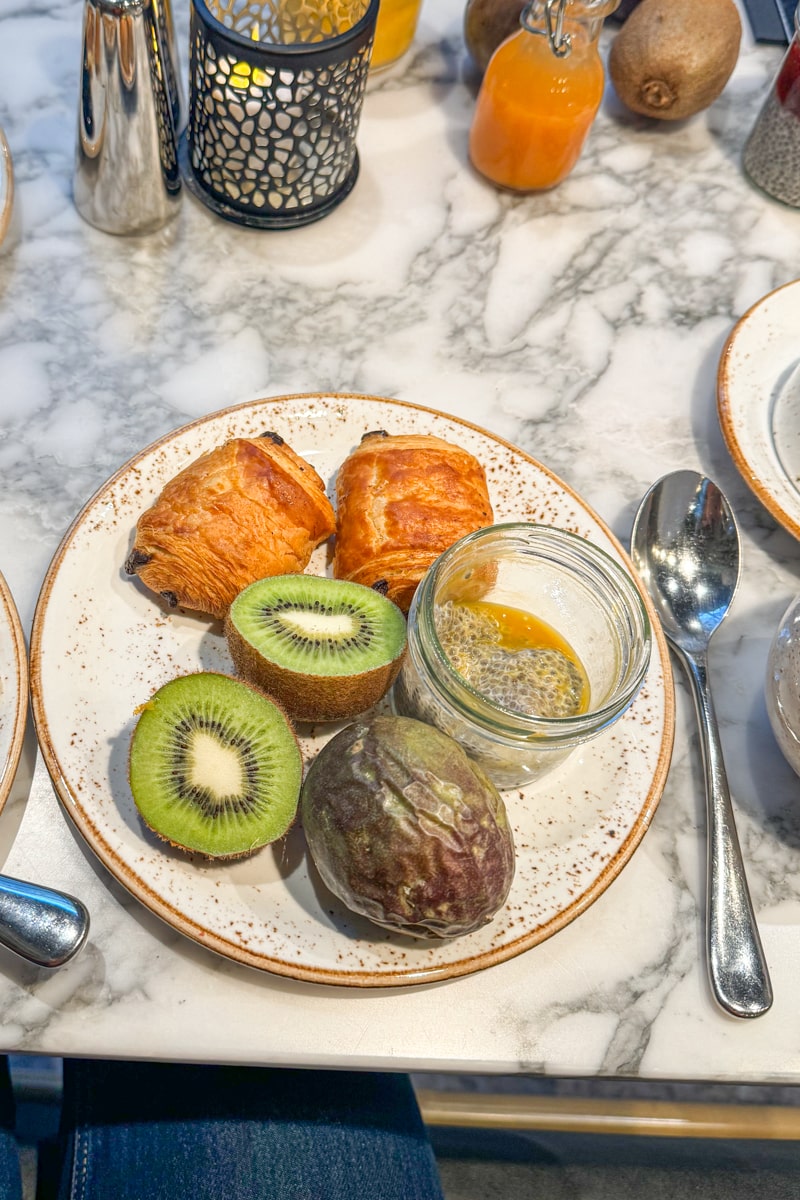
[182,0,377,227]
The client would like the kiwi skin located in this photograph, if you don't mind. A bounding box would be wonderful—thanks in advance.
[464,0,526,75]
[608,0,741,122]
[225,577,408,725]
[227,629,405,723]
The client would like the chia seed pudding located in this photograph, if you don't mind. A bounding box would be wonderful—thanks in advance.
[391,523,652,789]
[744,36,800,207]
[434,600,588,719]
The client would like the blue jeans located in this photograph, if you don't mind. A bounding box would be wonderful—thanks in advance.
[0,1059,20,1200]
[53,1060,445,1200]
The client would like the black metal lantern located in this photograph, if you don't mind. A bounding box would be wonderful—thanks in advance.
[182,0,378,228]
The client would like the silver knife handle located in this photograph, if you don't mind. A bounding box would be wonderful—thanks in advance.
[0,876,89,968]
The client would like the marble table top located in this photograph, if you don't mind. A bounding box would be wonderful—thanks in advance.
[2,0,800,1083]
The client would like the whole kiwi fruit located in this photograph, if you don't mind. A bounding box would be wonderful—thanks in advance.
[608,0,742,121]
[464,0,526,74]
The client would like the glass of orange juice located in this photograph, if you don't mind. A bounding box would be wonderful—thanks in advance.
[469,0,618,191]
[371,0,424,70]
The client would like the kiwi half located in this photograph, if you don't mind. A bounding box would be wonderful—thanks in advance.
[225,574,407,723]
[128,672,302,859]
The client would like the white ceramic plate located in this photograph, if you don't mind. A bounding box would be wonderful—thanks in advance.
[0,128,12,249]
[718,279,800,540]
[30,393,674,987]
[0,570,28,814]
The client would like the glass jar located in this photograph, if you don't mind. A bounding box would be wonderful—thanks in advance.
[391,524,651,790]
[765,593,800,778]
[468,0,618,191]
[743,2,800,207]
[371,0,423,70]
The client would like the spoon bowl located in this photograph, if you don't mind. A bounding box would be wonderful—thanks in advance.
[631,469,772,1019]
[634,473,740,653]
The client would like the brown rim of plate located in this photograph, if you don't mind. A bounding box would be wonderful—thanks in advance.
[717,278,800,542]
[0,569,28,816]
[28,392,675,987]
[0,129,13,249]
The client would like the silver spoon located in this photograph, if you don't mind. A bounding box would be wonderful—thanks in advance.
[0,875,89,968]
[631,469,772,1019]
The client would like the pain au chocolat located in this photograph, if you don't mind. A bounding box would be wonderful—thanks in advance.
[125,433,335,619]
[333,430,494,613]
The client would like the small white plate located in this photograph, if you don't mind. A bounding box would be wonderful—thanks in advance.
[0,570,28,814]
[30,393,674,988]
[0,128,13,249]
[718,279,800,539]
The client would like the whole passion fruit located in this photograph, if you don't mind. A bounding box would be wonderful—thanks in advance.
[301,715,515,939]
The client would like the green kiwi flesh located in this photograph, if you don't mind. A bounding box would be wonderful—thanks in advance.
[225,574,407,723]
[128,672,302,859]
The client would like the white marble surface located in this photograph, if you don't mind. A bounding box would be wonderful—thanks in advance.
[2,0,800,1082]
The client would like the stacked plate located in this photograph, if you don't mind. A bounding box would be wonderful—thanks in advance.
[718,279,800,540]
[718,279,800,779]
[0,570,27,815]
[0,128,12,248]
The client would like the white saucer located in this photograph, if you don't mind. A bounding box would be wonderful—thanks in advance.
[0,128,12,248]
[718,279,800,540]
[0,569,27,814]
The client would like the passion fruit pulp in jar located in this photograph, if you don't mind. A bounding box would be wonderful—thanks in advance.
[391,523,652,790]
[435,599,589,719]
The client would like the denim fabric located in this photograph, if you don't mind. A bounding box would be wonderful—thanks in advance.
[0,1127,21,1200]
[57,1061,444,1200]
[0,1059,21,1200]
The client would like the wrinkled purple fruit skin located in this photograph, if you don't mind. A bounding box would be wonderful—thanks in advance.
[300,715,515,939]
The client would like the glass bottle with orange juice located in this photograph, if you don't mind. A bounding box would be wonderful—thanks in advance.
[469,0,619,192]
[371,0,424,70]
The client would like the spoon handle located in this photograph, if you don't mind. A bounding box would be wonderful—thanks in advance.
[677,646,773,1018]
[0,875,89,968]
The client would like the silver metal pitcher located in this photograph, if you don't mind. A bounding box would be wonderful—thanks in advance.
[74,0,183,235]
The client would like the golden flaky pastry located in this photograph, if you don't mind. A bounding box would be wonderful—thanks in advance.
[125,433,335,619]
[333,430,494,613]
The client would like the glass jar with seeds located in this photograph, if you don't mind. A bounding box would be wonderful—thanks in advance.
[392,523,651,789]
[743,2,800,207]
